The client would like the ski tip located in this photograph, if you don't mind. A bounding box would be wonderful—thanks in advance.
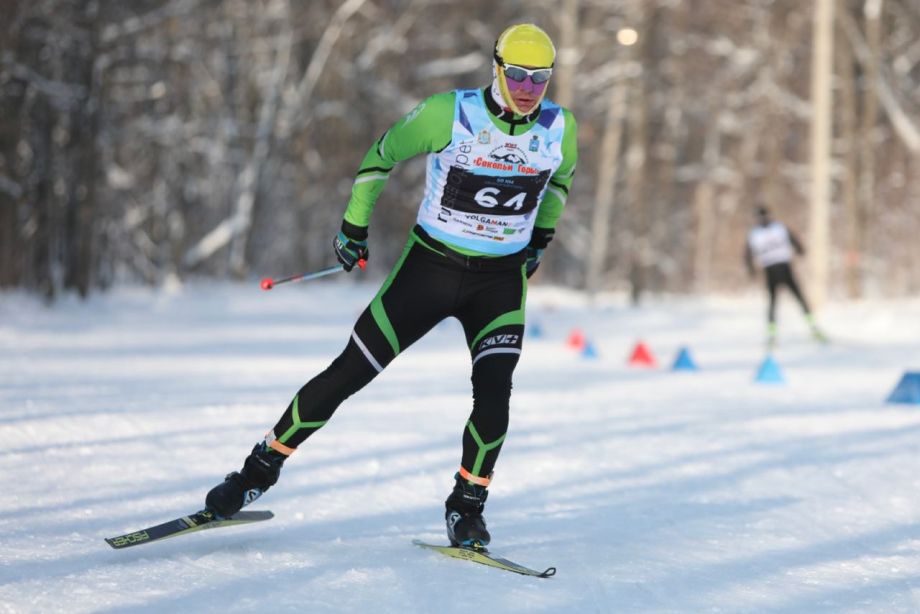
[104,533,150,549]
[104,509,274,550]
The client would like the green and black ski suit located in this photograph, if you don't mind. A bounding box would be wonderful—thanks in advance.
[266,88,578,485]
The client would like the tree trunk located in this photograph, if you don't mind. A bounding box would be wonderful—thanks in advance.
[619,4,649,305]
[858,0,881,290]
[585,72,627,297]
[67,1,101,297]
[229,12,292,278]
[808,0,835,309]
[693,126,720,293]
[837,9,861,299]
[554,0,579,109]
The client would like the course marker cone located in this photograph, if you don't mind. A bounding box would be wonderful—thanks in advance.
[672,346,698,371]
[628,341,657,368]
[581,341,599,359]
[528,321,544,338]
[886,372,920,404]
[755,354,785,384]
[567,329,586,351]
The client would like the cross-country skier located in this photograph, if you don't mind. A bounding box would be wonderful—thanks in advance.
[745,206,826,347]
[205,23,578,549]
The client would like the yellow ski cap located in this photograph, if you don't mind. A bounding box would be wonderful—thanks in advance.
[494,24,556,68]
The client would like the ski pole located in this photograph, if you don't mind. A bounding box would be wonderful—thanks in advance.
[260,259,366,291]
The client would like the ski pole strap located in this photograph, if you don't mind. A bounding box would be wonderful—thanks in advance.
[459,466,491,487]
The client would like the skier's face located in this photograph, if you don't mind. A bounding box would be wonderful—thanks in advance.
[501,64,552,113]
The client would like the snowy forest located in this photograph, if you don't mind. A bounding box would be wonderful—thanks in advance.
[2,0,919,301]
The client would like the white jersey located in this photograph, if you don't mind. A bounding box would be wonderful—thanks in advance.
[416,89,566,255]
[748,222,795,268]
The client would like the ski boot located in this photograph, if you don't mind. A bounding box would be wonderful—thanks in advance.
[205,442,286,518]
[810,324,829,344]
[806,314,829,344]
[445,473,491,549]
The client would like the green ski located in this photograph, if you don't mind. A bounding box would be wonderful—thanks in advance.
[413,539,556,578]
[105,510,273,549]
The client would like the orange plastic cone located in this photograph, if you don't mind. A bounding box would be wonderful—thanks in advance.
[628,341,657,367]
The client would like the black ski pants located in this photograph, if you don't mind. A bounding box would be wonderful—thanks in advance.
[765,262,810,323]
[266,226,529,485]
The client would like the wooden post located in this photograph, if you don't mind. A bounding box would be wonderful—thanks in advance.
[808,0,835,308]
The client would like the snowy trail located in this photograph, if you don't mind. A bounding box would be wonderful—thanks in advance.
[1,282,920,613]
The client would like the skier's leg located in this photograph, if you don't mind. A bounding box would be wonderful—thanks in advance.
[784,265,812,315]
[784,266,826,340]
[273,236,458,449]
[265,335,381,454]
[784,265,826,338]
[457,265,526,484]
[460,351,520,483]
[765,264,781,344]
[445,348,522,547]
[207,236,456,516]
[445,262,526,546]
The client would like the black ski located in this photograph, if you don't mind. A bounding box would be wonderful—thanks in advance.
[413,540,555,578]
[105,509,273,549]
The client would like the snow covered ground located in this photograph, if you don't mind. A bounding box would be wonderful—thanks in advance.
[2,280,920,613]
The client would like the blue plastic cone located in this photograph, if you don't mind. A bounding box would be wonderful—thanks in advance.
[528,321,544,338]
[672,346,698,371]
[755,354,785,384]
[581,341,598,359]
[886,372,920,404]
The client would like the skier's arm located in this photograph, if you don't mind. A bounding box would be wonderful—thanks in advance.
[788,229,805,256]
[534,109,578,234]
[342,93,455,229]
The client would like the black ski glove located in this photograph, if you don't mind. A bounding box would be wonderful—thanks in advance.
[333,220,369,272]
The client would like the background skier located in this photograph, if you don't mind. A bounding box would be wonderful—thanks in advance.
[745,206,826,347]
